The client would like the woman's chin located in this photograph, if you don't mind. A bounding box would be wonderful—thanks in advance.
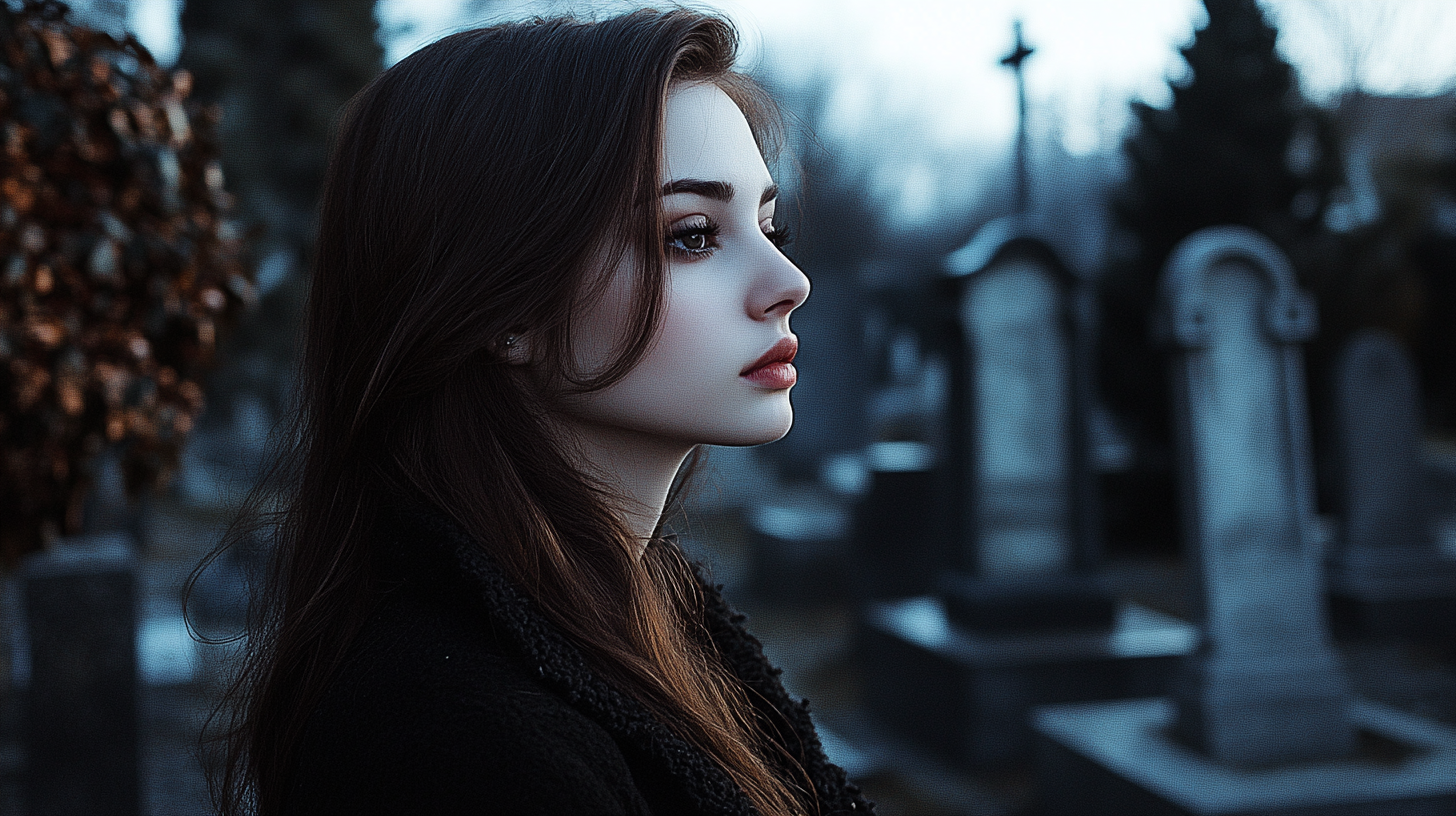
[703,407,793,447]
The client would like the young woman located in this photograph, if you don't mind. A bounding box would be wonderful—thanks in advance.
[204,8,874,816]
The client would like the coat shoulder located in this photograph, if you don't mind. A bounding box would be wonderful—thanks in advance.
[287,582,653,816]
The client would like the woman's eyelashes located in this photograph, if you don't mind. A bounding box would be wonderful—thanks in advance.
[667,216,719,259]
[763,221,792,250]
[665,216,792,260]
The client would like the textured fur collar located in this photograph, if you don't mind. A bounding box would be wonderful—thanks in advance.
[401,507,874,816]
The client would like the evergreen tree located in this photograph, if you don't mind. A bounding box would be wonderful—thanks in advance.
[176,0,381,453]
[1097,0,1339,546]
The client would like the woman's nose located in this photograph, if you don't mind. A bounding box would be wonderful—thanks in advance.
[755,250,810,319]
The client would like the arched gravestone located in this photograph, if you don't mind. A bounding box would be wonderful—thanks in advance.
[1159,226,1354,766]
[1327,329,1456,636]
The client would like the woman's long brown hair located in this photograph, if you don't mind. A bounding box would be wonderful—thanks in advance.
[195,10,810,816]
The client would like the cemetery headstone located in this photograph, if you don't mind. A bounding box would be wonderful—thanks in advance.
[1033,227,1456,816]
[22,533,139,816]
[860,218,1193,768]
[853,441,942,599]
[744,488,853,606]
[941,219,1108,627]
[1156,226,1352,765]
[1327,329,1456,637]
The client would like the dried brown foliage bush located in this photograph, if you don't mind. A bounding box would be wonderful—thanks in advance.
[0,0,251,563]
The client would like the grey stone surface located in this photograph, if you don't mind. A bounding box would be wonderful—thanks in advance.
[744,488,854,605]
[1333,330,1426,558]
[1034,697,1456,816]
[952,232,1100,579]
[1327,330,1456,632]
[861,596,1193,766]
[938,225,1107,629]
[1160,226,1355,767]
[853,441,946,599]
[21,534,140,816]
[961,255,1074,576]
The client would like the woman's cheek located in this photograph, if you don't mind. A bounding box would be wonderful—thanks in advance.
[655,278,738,378]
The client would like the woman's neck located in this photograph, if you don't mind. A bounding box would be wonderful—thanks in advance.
[554,418,695,554]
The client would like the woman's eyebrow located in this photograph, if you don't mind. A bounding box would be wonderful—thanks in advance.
[662,178,732,201]
[661,179,779,206]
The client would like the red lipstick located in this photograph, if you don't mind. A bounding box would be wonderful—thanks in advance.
[741,336,798,389]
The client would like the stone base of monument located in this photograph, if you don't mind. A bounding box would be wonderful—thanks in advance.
[938,572,1119,632]
[1327,548,1456,640]
[1032,697,1456,816]
[860,596,1195,767]
[743,497,853,606]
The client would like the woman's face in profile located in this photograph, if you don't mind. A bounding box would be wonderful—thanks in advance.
[559,81,810,449]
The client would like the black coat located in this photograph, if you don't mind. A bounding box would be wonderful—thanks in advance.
[286,508,874,815]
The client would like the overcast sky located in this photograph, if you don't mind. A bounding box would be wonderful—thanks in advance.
[128,0,1456,154]
[125,0,1456,224]
[365,1,1456,152]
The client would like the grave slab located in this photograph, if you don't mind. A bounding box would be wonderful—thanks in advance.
[22,533,140,816]
[1327,329,1456,639]
[861,596,1194,767]
[1033,697,1456,816]
[860,223,1136,768]
[852,441,947,599]
[745,490,853,606]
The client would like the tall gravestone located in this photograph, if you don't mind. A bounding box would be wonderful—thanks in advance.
[940,217,1105,623]
[22,533,140,816]
[1033,227,1456,815]
[1327,329,1456,637]
[1160,227,1353,764]
[860,217,1193,768]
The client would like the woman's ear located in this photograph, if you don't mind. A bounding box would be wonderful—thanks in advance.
[496,331,532,365]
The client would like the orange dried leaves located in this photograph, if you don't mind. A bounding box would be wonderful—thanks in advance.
[0,1,251,561]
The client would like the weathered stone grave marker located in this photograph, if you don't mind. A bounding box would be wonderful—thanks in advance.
[942,218,1105,623]
[1034,226,1456,815]
[22,533,140,816]
[852,440,942,599]
[1327,329,1456,637]
[861,217,1193,768]
[1161,226,1351,764]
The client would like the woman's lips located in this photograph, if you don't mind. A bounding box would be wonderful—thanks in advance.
[741,336,798,389]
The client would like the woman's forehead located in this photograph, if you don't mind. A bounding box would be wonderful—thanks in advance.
[660,83,773,196]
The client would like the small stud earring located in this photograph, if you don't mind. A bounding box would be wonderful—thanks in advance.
[503,334,518,348]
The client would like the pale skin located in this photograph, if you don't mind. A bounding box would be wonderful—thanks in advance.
[506,82,810,549]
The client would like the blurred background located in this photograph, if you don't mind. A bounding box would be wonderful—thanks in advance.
[6,0,1456,813]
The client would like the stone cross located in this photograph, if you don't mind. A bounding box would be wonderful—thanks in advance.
[999,20,1035,213]
[1161,226,1354,766]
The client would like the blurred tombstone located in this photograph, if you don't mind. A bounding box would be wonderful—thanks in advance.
[852,441,942,599]
[22,533,139,816]
[1157,227,1350,764]
[859,217,1192,768]
[744,489,853,606]
[1034,227,1456,815]
[1327,329,1456,637]
[941,219,1104,615]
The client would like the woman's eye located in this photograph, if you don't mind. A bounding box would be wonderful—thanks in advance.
[667,218,720,258]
